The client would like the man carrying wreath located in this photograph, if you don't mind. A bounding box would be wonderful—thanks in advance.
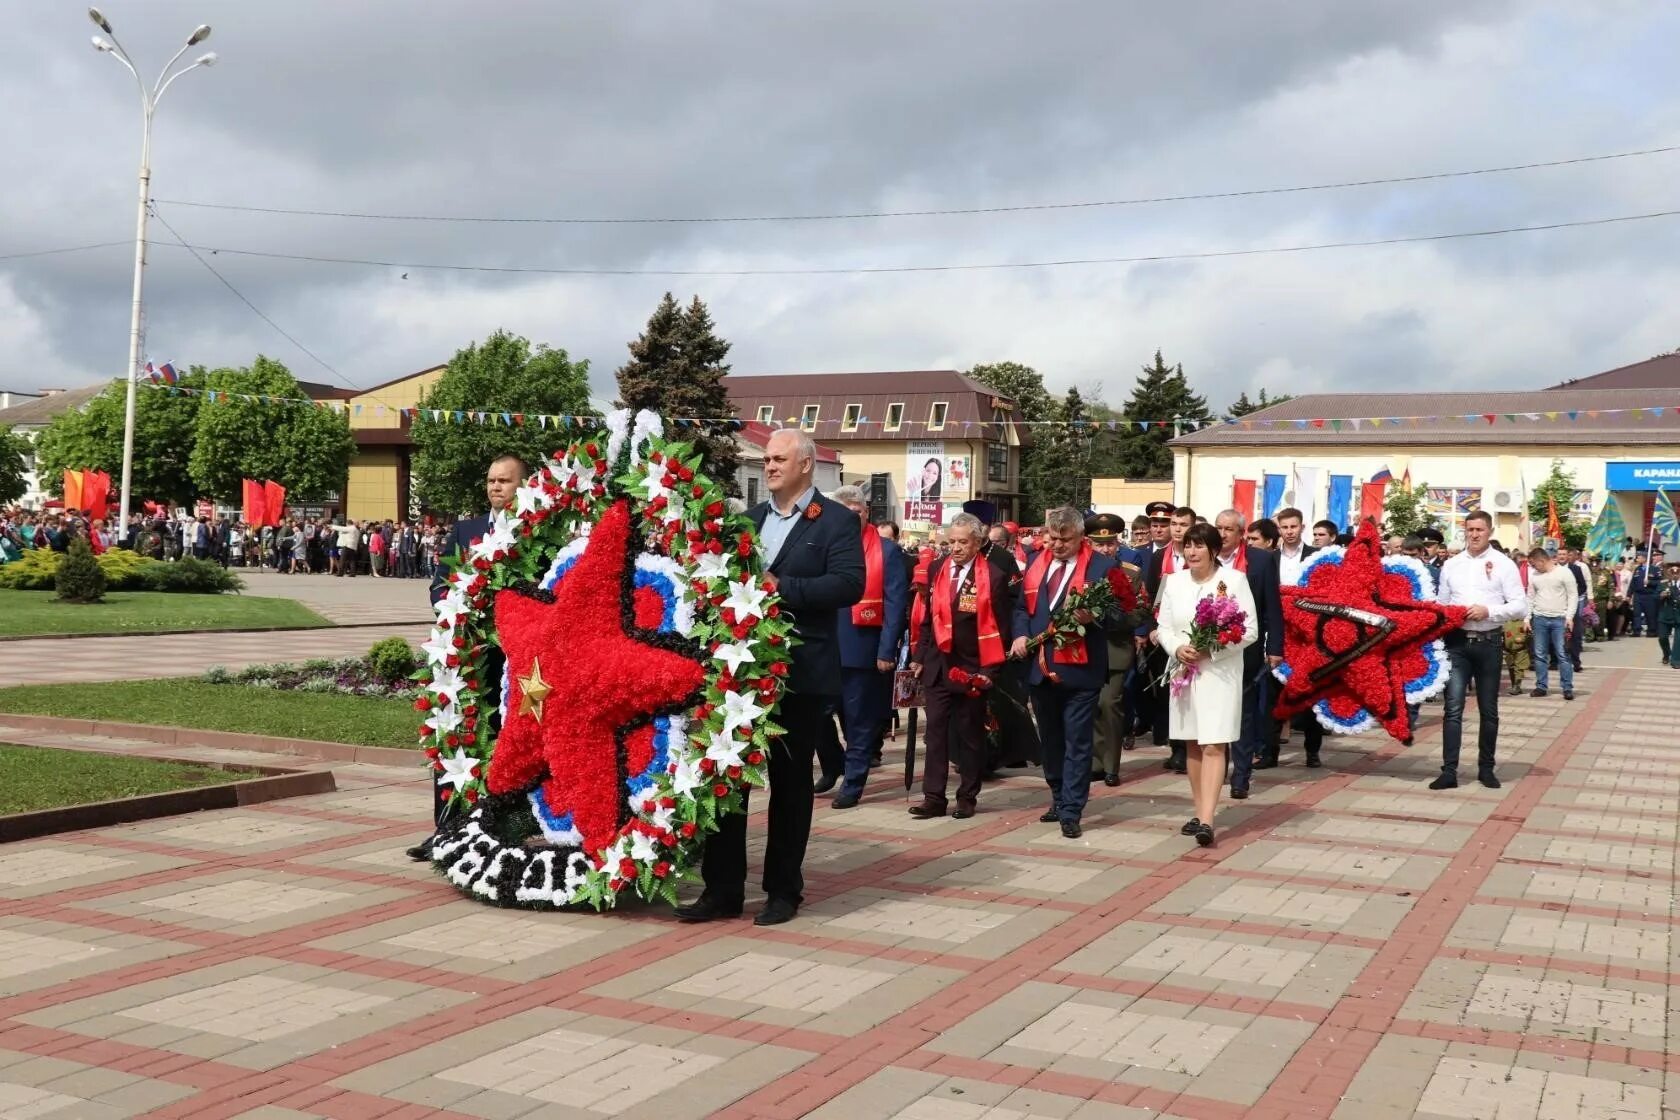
[909,512,1014,819]
[1011,506,1125,838]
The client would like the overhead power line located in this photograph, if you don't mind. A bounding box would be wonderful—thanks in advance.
[149,206,363,390]
[149,143,1680,226]
[0,241,129,261]
[141,206,1680,278]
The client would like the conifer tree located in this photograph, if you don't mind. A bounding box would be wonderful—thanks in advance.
[617,293,740,494]
[1110,350,1214,478]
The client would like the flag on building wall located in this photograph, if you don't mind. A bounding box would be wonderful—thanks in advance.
[1231,479,1257,524]
[1360,481,1387,526]
[1262,473,1286,518]
[1326,475,1353,531]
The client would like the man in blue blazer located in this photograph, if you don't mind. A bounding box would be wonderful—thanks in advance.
[1214,510,1286,797]
[1011,506,1122,838]
[407,453,526,861]
[831,486,910,809]
[678,429,864,927]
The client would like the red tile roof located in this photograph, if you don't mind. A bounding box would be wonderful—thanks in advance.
[736,421,841,463]
[1546,352,1680,391]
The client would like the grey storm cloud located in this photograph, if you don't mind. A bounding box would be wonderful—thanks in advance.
[2,0,1676,409]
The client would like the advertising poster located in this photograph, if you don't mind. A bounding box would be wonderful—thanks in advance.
[943,453,972,503]
[905,440,945,503]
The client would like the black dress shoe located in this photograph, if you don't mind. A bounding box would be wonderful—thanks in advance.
[813,773,839,795]
[908,800,947,819]
[1230,787,1249,800]
[1180,816,1201,835]
[1429,773,1458,790]
[830,791,861,809]
[952,802,976,820]
[754,897,798,926]
[1305,754,1322,769]
[1090,770,1107,783]
[405,835,434,862]
[1478,771,1501,789]
[674,896,744,923]
[1253,757,1278,770]
[1104,773,1121,787]
[1038,808,1059,823]
[1194,823,1215,847]
[1060,820,1083,839]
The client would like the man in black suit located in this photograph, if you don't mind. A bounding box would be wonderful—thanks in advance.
[406,453,526,861]
[1142,504,1195,773]
[1215,510,1286,798]
[1263,506,1321,769]
[677,429,864,927]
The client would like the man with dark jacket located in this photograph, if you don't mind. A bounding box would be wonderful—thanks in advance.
[1215,510,1287,796]
[407,453,526,862]
[678,430,864,927]
[830,487,910,809]
[1143,505,1196,772]
[1089,514,1149,784]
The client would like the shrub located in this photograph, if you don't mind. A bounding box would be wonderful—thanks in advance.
[0,549,242,594]
[138,558,244,593]
[0,549,61,591]
[201,665,232,684]
[367,636,418,682]
[56,537,107,604]
[96,548,152,590]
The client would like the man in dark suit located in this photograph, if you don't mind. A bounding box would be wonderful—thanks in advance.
[407,453,527,861]
[981,515,1039,769]
[910,512,1014,818]
[1265,506,1320,768]
[1215,510,1286,798]
[678,429,864,927]
[1012,506,1122,838]
[1142,504,1196,772]
[1088,513,1150,784]
[830,486,909,809]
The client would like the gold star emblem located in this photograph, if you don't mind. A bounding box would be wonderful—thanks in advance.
[516,656,552,722]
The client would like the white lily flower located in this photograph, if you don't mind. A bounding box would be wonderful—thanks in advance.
[429,665,467,707]
[437,748,477,791]
[705,730,745,770]
[713,640,757,677]
[419,629,455,668]
[425,704,464,738]
[720,690,765,736]
[692,551,733,583]
[721,578,768,624]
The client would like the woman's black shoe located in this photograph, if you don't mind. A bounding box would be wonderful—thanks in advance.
[1180,817,1201,836]
[1195,823,1215,847]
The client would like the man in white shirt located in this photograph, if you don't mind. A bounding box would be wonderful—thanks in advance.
[1524,548,1577,700]
[1433,511,1529,789]
[1274,507,1316,586]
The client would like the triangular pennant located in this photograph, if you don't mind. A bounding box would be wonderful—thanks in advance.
[1329,419,1343,432]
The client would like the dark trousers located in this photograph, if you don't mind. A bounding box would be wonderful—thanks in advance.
[922,682,986,806]
[1634,594,1658,636]
[1565,605,1585,667]
[701,693,823,907]
[839,667,891,797]
[815,701,844,780]
[1229,655,1265,790]
[1659,615,1680,666]
[1033,683,1099,823]
[1093,668,1129,775]
[1442,632,1503,776]
[988,661,1039,766]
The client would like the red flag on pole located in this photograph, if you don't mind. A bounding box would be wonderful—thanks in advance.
[242,479,267,528]
[263,481,287,527]
[1546,497,1562,540]
[82,471,111,521]
[1360,481,1387,525]
[1231,479,1257,523]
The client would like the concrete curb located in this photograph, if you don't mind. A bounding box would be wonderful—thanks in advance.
[0,713,421,769]
[0,753,337,843]
[0,619,430,643]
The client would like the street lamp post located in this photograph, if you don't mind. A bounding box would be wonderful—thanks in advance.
[88,7,216,539]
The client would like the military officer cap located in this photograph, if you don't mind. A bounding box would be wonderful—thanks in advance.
[961,499,998,526]
[1085,512,1125,542]
[1144,500,1175,519]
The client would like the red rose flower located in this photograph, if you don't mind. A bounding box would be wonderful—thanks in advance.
[712,782,730,797]
[681,823,697,838]
[653,861,671,879]
[414,697,432,712]
[618,858,637,877]
[804,503,822,521]
[463,787,479,803]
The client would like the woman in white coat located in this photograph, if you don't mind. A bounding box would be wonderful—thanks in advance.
[1154,522,1258,846]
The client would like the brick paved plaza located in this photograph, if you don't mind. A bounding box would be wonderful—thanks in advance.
[1,656,1675,1118]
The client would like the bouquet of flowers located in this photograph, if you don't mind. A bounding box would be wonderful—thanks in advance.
[946,666,994,698]
[1023,566,1136,655]
[1160,585,1248,696]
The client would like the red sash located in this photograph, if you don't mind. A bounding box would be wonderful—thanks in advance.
[1013,544,1028,568]
[1023,543,1093,665]
[931,558,1005,668]
[1162,546,1182,575]
[852,525,885,626]
[908,551,935,650]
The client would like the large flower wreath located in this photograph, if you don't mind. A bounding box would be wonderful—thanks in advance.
[415,409,793,910]
[1272,519,1468,742]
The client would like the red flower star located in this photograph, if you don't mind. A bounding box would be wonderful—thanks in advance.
[1274,519,1468,743]
[488,499,707,853]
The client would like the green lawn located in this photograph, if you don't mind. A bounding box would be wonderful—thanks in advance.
[0,744,266,815]
[0,590,330,638]
[0,679,422,748]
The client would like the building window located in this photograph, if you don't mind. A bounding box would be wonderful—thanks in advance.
[841,403,862,432]
[747,476,760,506]
[800,404,820,431]
[756,405,773,424]
[987,443,1008,483]
[884,402,905,432]
[928,401,949,431]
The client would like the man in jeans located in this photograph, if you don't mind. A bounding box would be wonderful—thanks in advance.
[1524,547,1576,701]
[1433,511,1528,790]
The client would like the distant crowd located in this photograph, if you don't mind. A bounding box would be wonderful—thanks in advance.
[0,507,464,579]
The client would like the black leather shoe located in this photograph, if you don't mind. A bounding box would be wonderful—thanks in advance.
[1104,773,1121,787]
[1194,823,1215,847]
[1305,754,1322,769]
[1429,773,1458,790]
[1038,808,1059,823]
[1060,820,1083,839]
[830,791,861,809]
[952,802,976,820]
[1563,690,1574,701]
[1180,816,1201,835]
[754,897,798,926]
[674,896,743,923]
[406,835,434,862]
[1253,757,1278,770]
[1090,769,1107,783]
[1478,771,1501,789]
[813,773,839,795]
[1230,787,1249,800]
[908,800,947,819]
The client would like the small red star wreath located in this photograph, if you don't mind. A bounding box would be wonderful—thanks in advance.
[416,409,793,910]
[1273,518,1468,742]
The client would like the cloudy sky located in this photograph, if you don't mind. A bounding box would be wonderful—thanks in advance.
[2,0,1676,412]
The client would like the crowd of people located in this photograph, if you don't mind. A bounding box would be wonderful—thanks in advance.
[0,506,472,579]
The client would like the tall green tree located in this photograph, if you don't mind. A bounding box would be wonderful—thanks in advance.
[1108,350,1214,478]
[1526,458,1590,547]
[616,293,740,494]
[189,357,357,502]
[1227,388,1294,417]
[33,376,202,506]
[1382,478,1440,536]
[1021,388,1097,514]
[413,331,593,515]
[0,425,29,505]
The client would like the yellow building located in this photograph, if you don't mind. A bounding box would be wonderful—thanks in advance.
[303,365,445,523]
[1170,363,1680,553]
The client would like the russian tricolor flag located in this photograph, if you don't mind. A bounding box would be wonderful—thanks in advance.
[144,360,179,385]
[1369,467,1392,483]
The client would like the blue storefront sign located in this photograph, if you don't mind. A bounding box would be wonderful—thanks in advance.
[1604,461,1680,490]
